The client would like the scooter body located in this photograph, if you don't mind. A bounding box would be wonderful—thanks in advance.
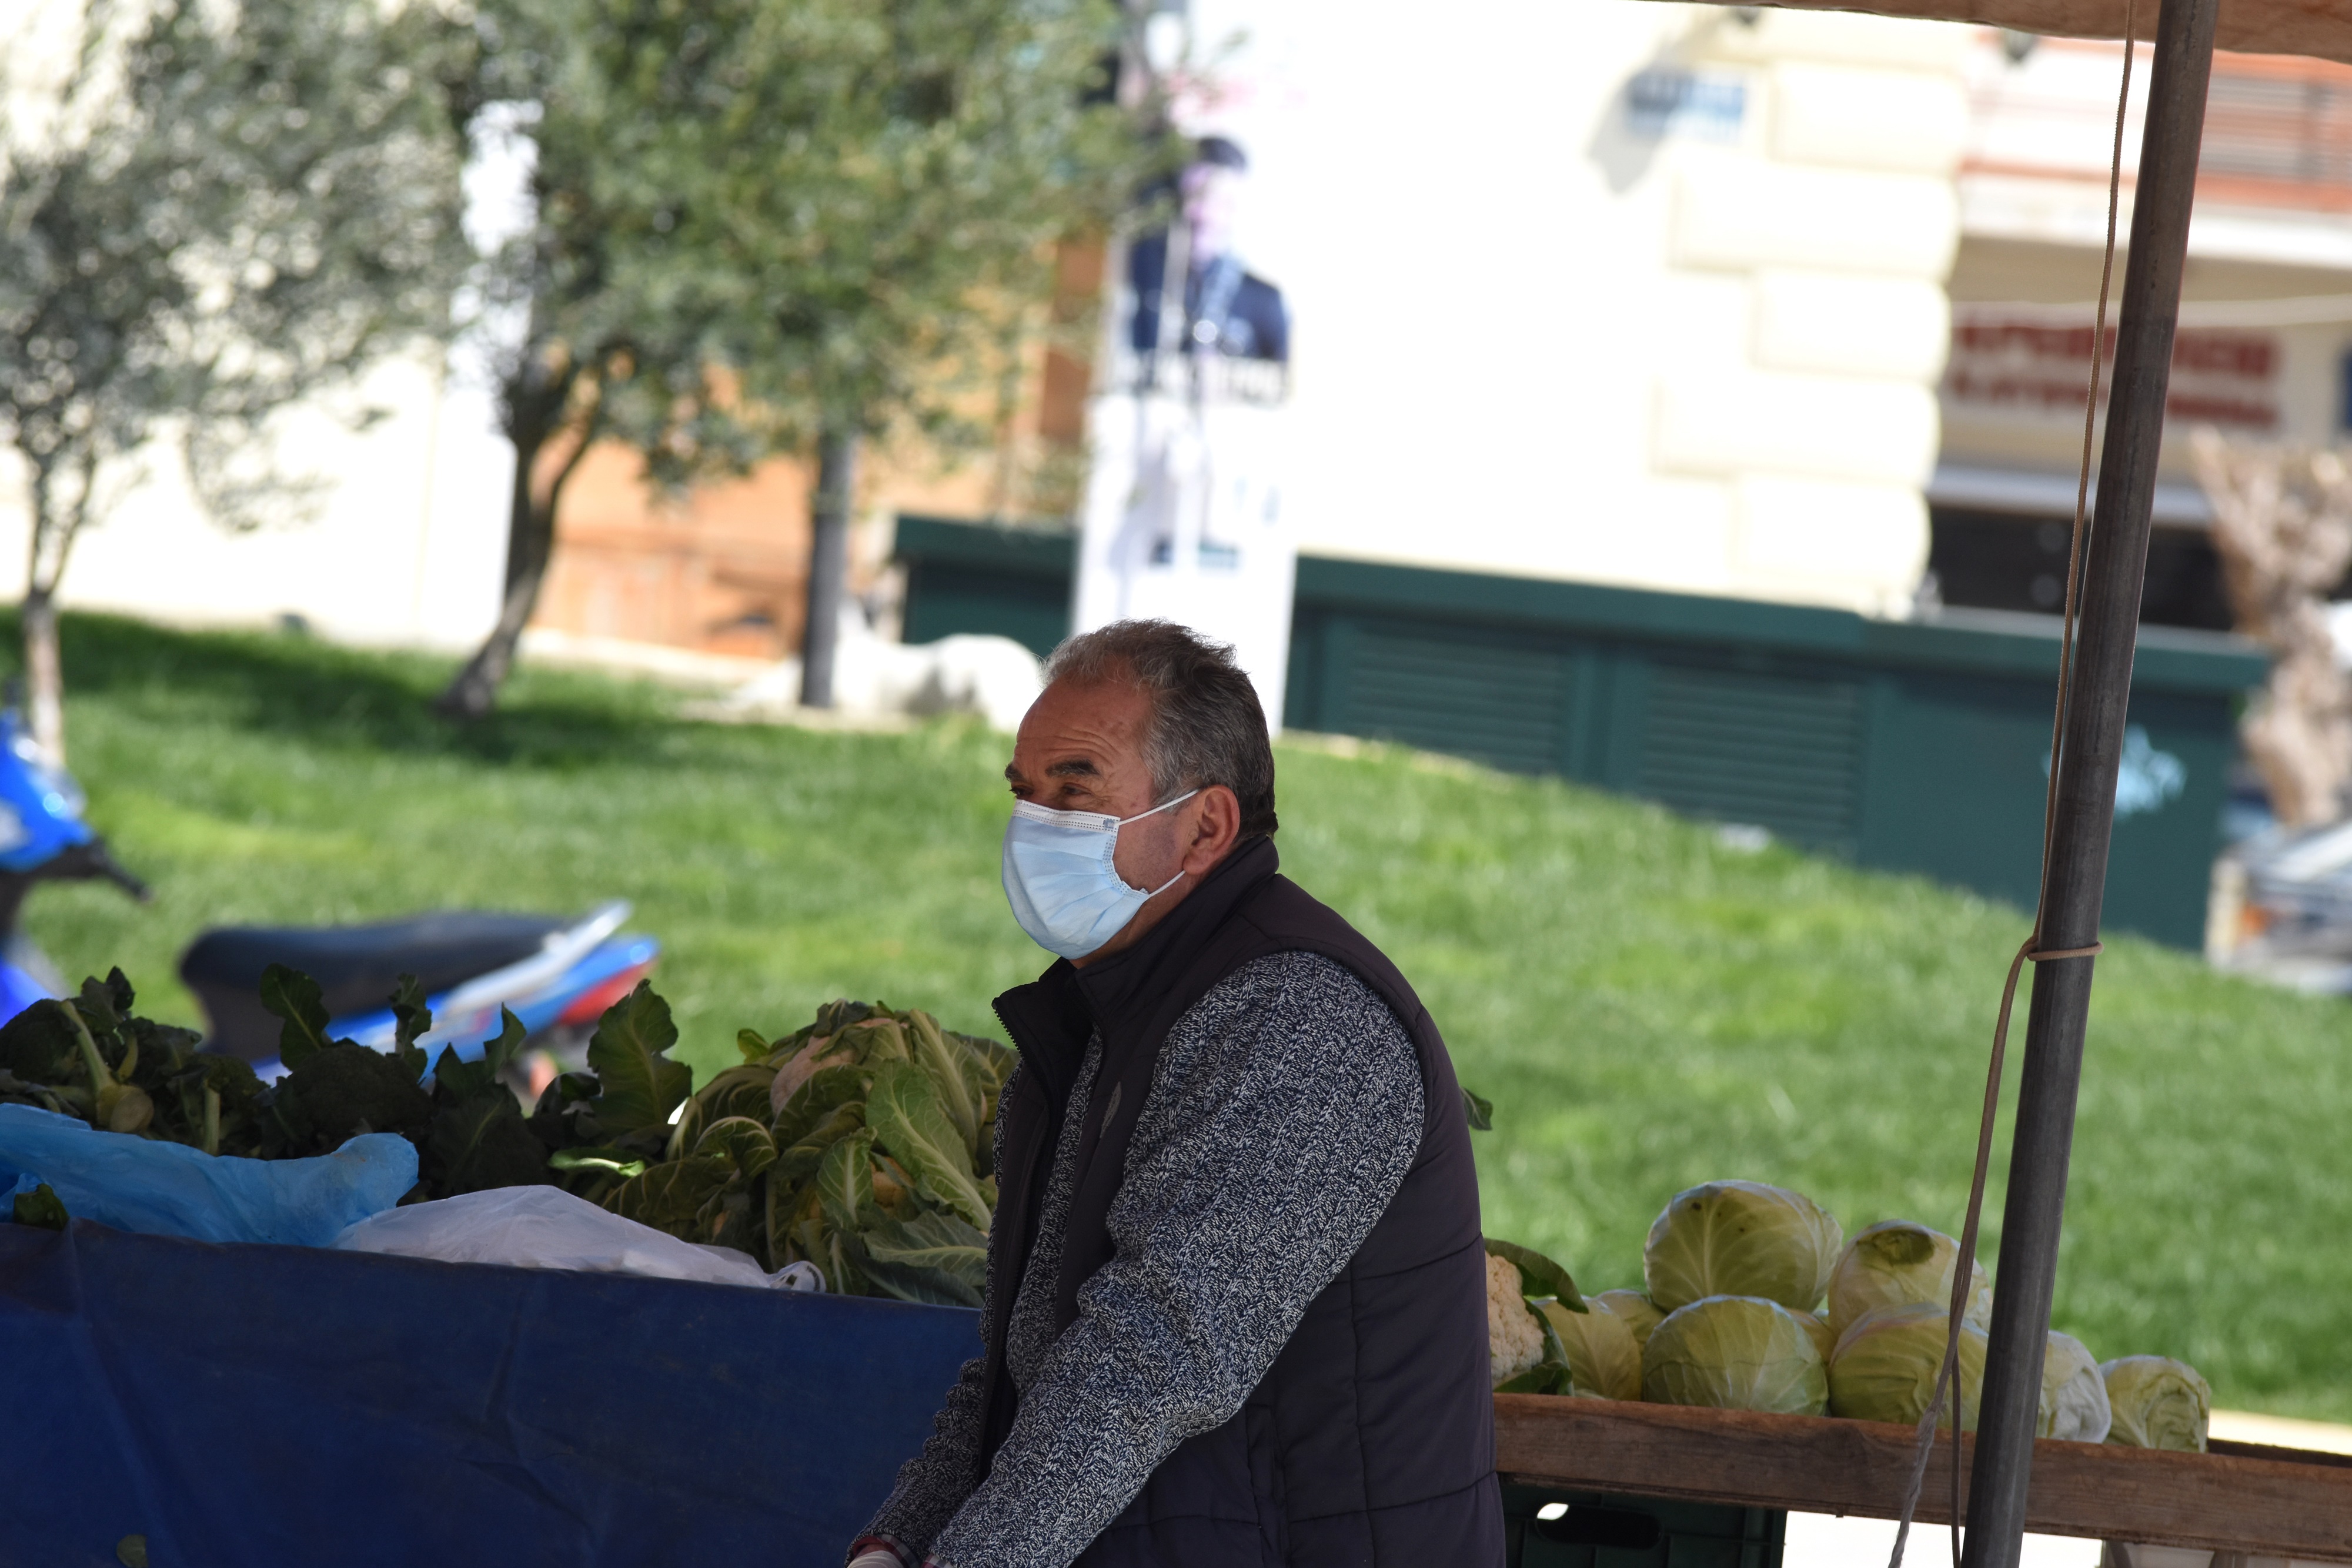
[0,712,152,1024]
[179,901,660,1074]
[0,706,659,1068]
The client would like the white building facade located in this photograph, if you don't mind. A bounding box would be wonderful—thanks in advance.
[6,2,2350,653]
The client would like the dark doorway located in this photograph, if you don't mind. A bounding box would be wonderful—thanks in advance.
[1928,506,2234,631]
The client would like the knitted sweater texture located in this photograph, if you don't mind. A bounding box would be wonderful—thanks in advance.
[863,950,1425,1568]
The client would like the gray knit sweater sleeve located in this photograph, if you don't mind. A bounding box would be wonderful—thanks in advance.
[928,952,1426,1568]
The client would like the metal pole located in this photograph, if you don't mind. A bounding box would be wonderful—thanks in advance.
[1959,2,2217,1566]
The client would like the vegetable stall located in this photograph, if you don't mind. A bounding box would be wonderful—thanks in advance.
[8,2,2352,1566]
[1485,1,2352,1566]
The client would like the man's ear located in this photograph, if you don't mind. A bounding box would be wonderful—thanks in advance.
[1181,785,1243,872]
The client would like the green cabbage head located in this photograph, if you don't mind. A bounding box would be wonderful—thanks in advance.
[1643,1181,1842,1312]
[1826,1220,1993,1339]
[1593,1289,1664,1350]
[2101,1356,2209,1452]
[1641,1295,1828,1415]
[1539,1297,1642,1400]
[2039,1329,2110,1442]
[1799,1310,1836,1368]
[1827,1302,1987,1429]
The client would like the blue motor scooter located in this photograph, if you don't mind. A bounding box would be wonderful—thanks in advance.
[0,712,152,1021]
[0,710,659,1074]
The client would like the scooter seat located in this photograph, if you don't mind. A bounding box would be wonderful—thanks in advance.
[181,911,569,1060]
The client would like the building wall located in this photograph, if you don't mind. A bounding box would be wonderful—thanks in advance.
[1945,37,2352,484]
[1930,36,2352,627]
[12,4,2352,661]
[1177,0,1968,618]
[0,356,510,651]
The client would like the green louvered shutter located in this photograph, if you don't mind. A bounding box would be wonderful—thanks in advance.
[1334,624,1569,775]
[1635,661,1866,852]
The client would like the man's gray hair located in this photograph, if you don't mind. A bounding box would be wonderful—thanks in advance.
[1044,620,1278,838]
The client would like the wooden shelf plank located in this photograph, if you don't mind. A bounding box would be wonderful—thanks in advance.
[1495,1395,2352,1563]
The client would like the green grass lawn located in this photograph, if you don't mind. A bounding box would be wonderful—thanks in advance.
[26,612,2352,1421]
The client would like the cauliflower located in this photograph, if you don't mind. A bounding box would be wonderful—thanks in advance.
[1487,1252,1546,1386]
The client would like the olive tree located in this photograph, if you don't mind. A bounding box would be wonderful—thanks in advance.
[0,0,470,757]
[434,0,1160,718]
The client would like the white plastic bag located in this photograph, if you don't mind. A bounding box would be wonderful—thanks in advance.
[332,1185,823,1292]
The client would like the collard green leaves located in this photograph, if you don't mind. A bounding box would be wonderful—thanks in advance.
[423,1092,550,1196]
[867,1059,990,1229]
[607,1154,736,1236]
[10,966,1008,1308]
[857,1209,988,1308]
[816,1129,878,1233]
[587,981,691,1136]
[258,964,339,1068]
[282,1045,434,1147]
[694,1116,777,1183]
[907,1010,980,1157]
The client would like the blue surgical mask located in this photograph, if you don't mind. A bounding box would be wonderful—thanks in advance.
[1001,790,1200,959]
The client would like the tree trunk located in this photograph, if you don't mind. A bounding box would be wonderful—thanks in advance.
[22,585,63,764]
[436,360,592,720]
[799,428,858,709]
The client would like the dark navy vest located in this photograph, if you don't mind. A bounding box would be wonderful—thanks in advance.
[984,837,1504,1567]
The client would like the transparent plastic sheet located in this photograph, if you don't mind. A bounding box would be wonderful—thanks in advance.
[0,1102,415,1246]
[334,1185,825,1292]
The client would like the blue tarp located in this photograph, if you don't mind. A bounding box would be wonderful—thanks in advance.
[0,1220,978,1567]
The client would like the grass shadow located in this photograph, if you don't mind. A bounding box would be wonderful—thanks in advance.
[31,611,695,768]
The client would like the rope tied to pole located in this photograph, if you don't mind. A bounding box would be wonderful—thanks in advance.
[1882,8,2136,1564]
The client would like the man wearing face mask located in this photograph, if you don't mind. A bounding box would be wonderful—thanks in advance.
[846,620,1501,1568]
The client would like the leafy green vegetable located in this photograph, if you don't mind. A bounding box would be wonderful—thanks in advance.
[1494,1360,1574,1396]
[423,1093,550,1196]
[1644,1181,1842,1313]
[12,1182,68,1229]
[587,981,691,1135]
[427,1008,527,1106]
[867,1059,990,1229]
[772,1064,871,1148]
[816,1129,878,1233]
[907,1010,980,1156]
[694,1116,777,1183]
[8,966,1008,1305]
[857,1209,989,1306]
[1826,1300,1987,1428]
[280,1045,434,1148]
[2102,1356,2209,1452]
[548,1147,647,1180]
[258,964,339,1068]
[389,974,432,1054]
[1462,1086,1494,1132]
[1826,1220,1991,1340]
[1486,1237,1586,1312]
[773,1100,868,1186]
[1541,1296,1641,1399]
[0,999,79,1083]
[669,1063,777,1155]
[607,1154,734,1238]
[1646,1295,1829,1416]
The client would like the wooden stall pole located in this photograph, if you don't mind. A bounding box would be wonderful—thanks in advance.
[1959,2,2220,1566]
